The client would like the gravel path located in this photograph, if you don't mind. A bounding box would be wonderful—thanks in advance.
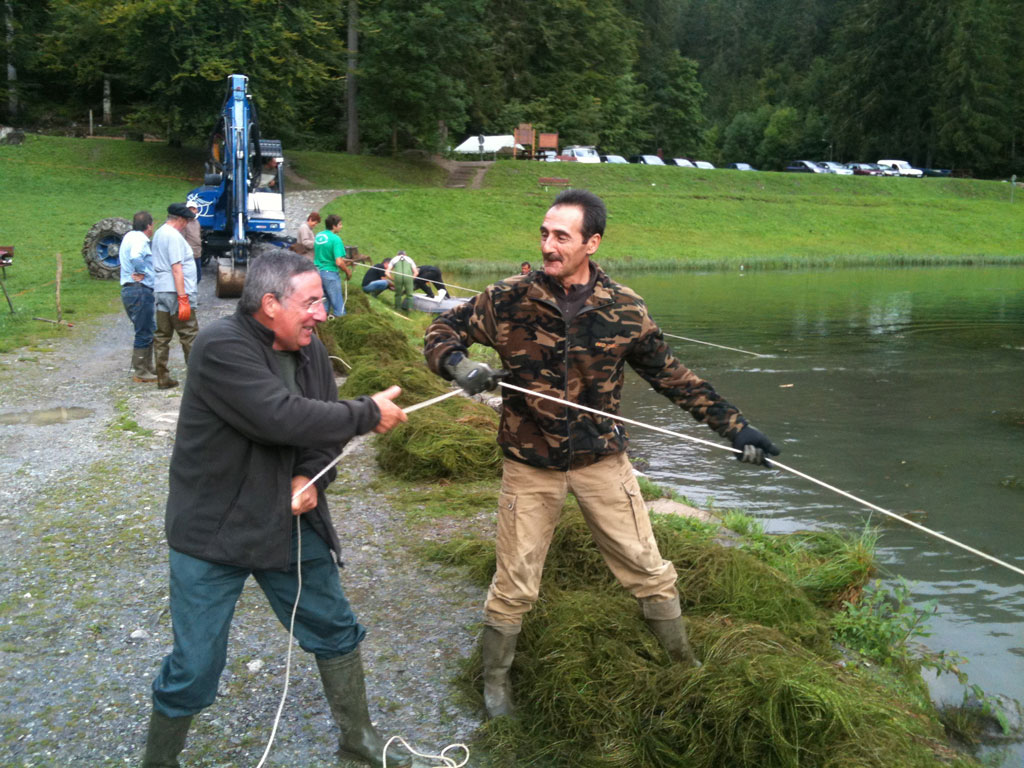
[0,194,488,767]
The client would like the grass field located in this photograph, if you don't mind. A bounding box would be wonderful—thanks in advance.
[1,134,1020,351]
[329,161,1024,272]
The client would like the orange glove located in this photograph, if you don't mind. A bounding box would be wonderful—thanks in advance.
[177,294,191,322]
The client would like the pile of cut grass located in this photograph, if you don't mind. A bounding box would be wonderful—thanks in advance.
[327,295,501,481]
[427,510,975,768]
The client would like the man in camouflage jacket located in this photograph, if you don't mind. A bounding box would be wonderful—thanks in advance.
[424,189,779,719]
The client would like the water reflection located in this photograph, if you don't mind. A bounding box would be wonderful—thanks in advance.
[0,406,94,426]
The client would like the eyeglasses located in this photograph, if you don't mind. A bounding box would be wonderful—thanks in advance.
[282,296,328,314]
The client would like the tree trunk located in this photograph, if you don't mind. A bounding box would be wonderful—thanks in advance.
[5,0,16,119]
[103,77,112,124]
[346,0,359,154]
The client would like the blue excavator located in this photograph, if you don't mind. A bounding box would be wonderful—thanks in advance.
[187,73,290,297]
[81,74,290,296]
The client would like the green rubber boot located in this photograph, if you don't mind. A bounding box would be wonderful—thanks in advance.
[317,649,411,767]
[141,709,193,768]
[481,625,519,719]
[645,617,702,668]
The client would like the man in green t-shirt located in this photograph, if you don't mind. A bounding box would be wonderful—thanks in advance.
[313,214,352,317]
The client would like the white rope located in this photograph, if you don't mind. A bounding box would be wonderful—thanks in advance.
[660,331,768,358]
[255,388,466,766]
[328,354,352,370]
[498,381,1024,579]
[383,735,470,767]
[254,512,302,768]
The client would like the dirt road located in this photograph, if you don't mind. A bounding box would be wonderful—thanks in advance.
[0,198,486,766]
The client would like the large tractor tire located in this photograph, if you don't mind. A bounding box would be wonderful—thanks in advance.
[82,217,131,280]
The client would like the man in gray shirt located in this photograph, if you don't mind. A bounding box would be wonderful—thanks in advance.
[152,202,199,389]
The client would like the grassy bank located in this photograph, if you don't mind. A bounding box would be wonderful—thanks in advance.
[328,161,1024,272]
[2,134,1020,352]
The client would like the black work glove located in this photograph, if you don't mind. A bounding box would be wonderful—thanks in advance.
[731,425,780,466]
[445,353,507,395]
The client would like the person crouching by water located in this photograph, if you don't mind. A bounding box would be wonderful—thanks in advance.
[140,250,419,768]
[424,189,779,719]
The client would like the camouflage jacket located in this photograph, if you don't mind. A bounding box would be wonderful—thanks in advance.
[424,266,749,471]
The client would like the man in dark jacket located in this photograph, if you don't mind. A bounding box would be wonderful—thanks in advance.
[424,189,779,719]
[142,250,413,768]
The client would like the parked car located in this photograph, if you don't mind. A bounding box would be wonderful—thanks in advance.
[785,160,831,174]
[693,160,716,169]
[562,145,601,163]
[877,159,923,177]
[537,149,558,162]
[600,154,629,164]
[670,158,696,168]
[724,162,758,171]
[920,167,952,178]
[629,154,666,165]
[818,161,853,175]
[846,163,883,176]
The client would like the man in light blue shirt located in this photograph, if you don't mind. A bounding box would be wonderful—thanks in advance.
[119,211,157,383]
[151,203,199,389]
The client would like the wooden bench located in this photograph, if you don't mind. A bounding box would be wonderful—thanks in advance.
[538,177,570,191]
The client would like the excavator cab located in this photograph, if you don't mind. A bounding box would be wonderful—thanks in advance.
[187,74,290,298]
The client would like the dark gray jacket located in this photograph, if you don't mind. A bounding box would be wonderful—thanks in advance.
[165,309,380,570]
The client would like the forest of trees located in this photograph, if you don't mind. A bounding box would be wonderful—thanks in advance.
[2,0,1022,176]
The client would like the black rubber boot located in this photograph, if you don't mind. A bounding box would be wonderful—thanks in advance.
[141,709,193,768]
[317,649,411,768]
[645,617,702,668]
[132,348,157,383]
[481,625,519,719]
[143,344,158,377]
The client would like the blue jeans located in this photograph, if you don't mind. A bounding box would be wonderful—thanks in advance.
[319,269,345,316]
[121,282,155,349]
[362,279,389,297]
[151,518,365,717]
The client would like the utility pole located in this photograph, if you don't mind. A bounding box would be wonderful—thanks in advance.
[346,0,359,154]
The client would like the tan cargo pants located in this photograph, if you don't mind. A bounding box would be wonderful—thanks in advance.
[484,452,680,629]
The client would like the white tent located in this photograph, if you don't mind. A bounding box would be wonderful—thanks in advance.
[452,134,524,154]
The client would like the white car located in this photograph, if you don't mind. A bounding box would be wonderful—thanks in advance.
[693,160,716,170]
[819,161,853,175]
[671,158,696,168]
[630,154,666,165]
[561,145,601,163]
[877,159,923,178]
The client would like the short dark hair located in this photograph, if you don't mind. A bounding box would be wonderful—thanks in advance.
[520,261,531,268]
[324,214,341,230]
[132,211,153,232]
[551,189,606,241]
[238,248,317,314]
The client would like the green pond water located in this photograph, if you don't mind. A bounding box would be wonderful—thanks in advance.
[452,264,1023,759]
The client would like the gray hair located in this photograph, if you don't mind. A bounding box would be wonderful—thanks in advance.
[238,248,318,314]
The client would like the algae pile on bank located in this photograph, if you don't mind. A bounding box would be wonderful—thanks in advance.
[325,291,981,768]
[324,291,501,481]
